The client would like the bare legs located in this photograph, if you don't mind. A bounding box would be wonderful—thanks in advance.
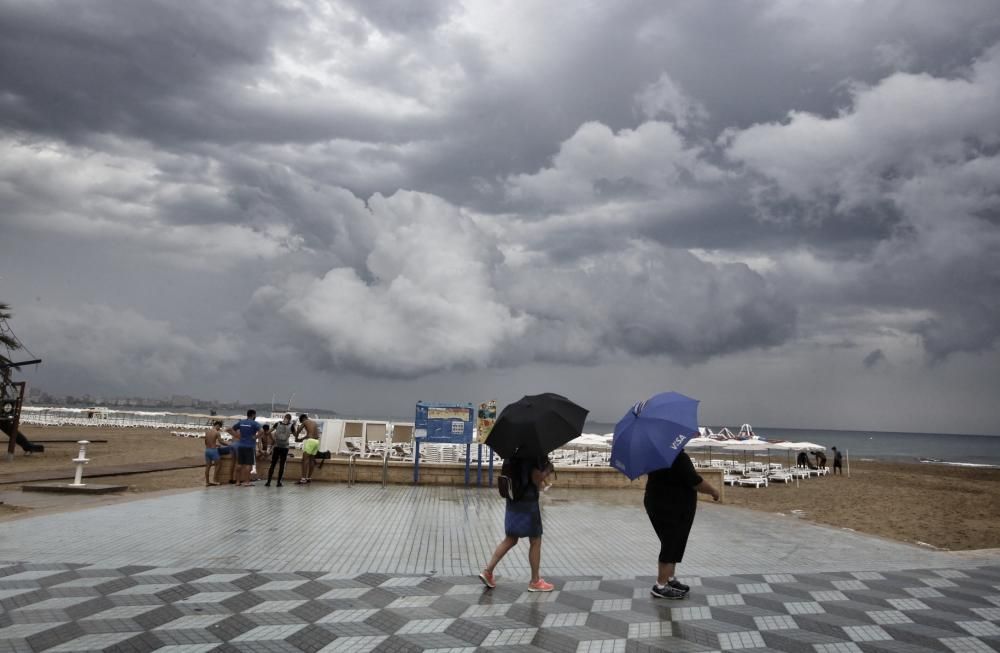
[657,562,676,586]
[484,536,543,583]
[528,537,542,583]
[485,536,518,575]
[299,453,315,483]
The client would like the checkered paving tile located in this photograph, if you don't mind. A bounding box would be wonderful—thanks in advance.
[2,560,1000,651]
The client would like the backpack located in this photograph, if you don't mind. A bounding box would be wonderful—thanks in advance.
[497,458,525,501]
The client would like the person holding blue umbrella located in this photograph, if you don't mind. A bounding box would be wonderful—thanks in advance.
[611,392,720,600]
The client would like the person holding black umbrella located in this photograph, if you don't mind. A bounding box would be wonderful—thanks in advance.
[479,454,555,592]
[644,450,719,599]
[479,393,588,592]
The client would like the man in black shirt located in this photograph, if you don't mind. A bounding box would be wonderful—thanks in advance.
[644,450,719,599]
[832,447,843,475]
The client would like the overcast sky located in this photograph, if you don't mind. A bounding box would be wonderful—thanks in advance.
[2,1,1000,434]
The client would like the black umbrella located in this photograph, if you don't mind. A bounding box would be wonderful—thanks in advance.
[485,393,589,459]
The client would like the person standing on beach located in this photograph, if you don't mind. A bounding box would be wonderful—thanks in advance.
[228,409,261,487]
[479,455,556,592]
[266,413,293,487]
[294,413,320,484]
[832,447,843,475]
[203,420,225,486]
[813,450,827,470]
[643,450,719,599]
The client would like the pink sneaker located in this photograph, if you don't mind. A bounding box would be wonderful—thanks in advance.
[528,578,554,592]
[478,570,496,589]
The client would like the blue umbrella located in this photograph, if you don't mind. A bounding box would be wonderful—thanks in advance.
[610,391,700,480]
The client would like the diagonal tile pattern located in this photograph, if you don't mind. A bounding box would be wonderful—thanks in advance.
[2,484,1000,651]
[1,561,999,651]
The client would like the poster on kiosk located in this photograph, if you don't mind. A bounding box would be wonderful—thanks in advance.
[413,402,474,484]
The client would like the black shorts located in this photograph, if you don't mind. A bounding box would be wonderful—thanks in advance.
[237,446,255,466]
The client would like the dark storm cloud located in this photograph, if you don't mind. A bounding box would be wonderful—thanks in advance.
[341,0,455,34]
[3,0,1000,435]
[863,349,887,369]
[0,1,284,139]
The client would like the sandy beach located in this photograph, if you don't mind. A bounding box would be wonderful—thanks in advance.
[3,424,998,551]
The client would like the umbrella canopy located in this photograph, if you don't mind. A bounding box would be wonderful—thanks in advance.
[484,393,589,459]
[723,438,773,466]
[610,391,700,480]
[564,433,612,451]
[683,435,721,466]
[722,439,772,451]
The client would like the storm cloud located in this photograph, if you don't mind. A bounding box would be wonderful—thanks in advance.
[2,0,999,433]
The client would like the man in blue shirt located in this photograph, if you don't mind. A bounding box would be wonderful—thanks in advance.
[228,409,261,486]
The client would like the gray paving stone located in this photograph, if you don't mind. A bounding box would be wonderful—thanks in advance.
[1,487,999,653]
[880,622,975,649]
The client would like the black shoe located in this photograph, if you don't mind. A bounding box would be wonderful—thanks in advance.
[650,584,687,600]
[276,482,283,487]
[265,482,271,487]
[667,578,690,593]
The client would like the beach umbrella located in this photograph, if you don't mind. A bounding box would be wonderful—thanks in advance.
[684,436,720,466]
[485,393,589,459]
[610,391,700,480]
[563,433,611,465]
[565,434,612,450]
[723,438,772,469]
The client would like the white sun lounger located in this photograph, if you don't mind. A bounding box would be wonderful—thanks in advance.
[738,475,769,488]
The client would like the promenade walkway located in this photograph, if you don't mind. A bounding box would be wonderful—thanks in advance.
[1,484,998,652]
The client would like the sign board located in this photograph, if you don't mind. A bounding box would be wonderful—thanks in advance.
[414,401,474,444]
[476,400,496,443]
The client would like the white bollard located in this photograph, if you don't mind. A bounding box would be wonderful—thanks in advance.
[69,440,90,487]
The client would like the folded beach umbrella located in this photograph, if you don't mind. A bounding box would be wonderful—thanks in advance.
[610,391,700,480]
[485,393,589,459]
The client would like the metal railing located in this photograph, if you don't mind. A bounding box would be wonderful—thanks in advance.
[346,453,359,487]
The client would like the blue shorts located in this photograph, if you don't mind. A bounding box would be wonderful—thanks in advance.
[505,500,543,538]
[204,448,220,463]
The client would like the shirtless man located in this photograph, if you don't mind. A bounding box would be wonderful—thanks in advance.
[294,413,320,485]
[204,420,225,486]
[258,424,273,465]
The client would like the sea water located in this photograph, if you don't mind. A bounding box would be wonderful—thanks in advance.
[586,423,1000,467]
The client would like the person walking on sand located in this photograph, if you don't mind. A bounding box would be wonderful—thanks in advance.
[294,413,320,484]
[266,413,293,487]
[203,420,225,486]
[228,409,261,487]
[479,455,555,592]
[644,450,719,599]
[832,446,843,475]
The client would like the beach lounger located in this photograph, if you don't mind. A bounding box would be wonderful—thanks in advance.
[738,475,769,488]
[767,470,794,483]
[723,473,741,486]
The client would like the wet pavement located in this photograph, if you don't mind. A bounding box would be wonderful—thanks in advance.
[1,483,998,651]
